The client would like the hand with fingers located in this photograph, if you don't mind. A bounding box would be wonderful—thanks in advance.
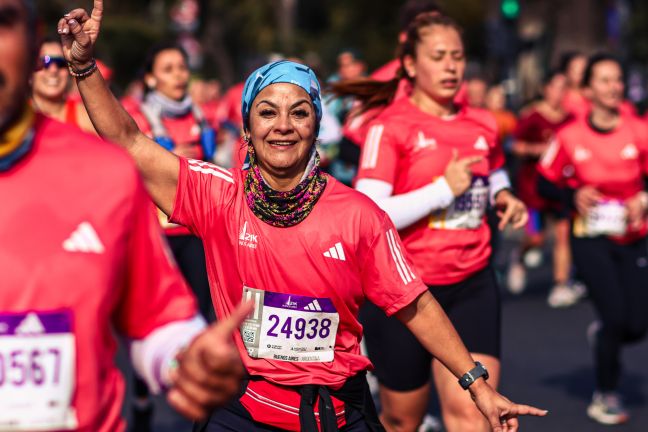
[574,185,602,217]
[167,300,254,421]
[57,0,104,69]
[444,149,483,197]
[470,381,548,432]
[494,189,528,231]
[625,191,648,229]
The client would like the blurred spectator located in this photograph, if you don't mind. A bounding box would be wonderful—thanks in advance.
[467,77,488,109]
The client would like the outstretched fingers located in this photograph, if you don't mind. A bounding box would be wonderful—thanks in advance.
[91,0,105,21]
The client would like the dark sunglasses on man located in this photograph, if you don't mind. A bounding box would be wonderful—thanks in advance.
[36,55,67,71]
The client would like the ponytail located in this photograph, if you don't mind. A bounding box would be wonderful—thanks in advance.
[329,12,463,117]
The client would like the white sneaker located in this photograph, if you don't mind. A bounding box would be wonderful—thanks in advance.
[587,391,629,425]
[523,247,543,269]
[507,263,526,294]
[547,283,584,308]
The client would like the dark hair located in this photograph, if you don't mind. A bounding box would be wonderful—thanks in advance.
[143,41,189,75]
[39,35,63,50]
[331,13,462,115]
[542,68,564,87]
[398,0,443,32]
[558,51,584,75]
[581,53,622,88]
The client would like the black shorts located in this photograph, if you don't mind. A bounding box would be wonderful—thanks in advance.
[360,267,501,392]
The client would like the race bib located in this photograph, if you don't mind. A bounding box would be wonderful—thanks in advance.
[241,287,339,363]
[0,311,78,431]
[429,176,489,230]
[575,200,627,237]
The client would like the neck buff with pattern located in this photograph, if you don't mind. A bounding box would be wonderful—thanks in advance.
[0,105,35,171]
[244,143,328,228]
[241,60,327,227]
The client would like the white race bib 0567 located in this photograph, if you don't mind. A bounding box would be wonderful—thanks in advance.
[0,310,78,431]
[429,176,489,230]
[240,287,339,363]
[578,200,628,237]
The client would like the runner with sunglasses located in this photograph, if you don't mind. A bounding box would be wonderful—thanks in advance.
[31,36,95,133]
[57,1,548,430]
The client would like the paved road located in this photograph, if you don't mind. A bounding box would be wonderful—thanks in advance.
[120,238,648,431]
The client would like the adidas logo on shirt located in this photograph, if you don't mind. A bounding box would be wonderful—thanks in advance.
[303,299,323,311]
[62,222,105,254]
[621,143,638,160]
[15,313,45,335]
[323,242,346,261]
[473,136,489,151]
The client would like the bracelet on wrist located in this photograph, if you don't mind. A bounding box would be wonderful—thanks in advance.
[68,59,98,78]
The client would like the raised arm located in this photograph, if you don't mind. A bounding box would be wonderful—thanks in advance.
[58,0,178,215]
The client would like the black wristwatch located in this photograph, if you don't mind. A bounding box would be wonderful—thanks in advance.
[458,361,489,390]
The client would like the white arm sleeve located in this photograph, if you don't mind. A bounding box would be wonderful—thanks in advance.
[130,314,207,394]
[488,169,512,205]
[355,178,455,230]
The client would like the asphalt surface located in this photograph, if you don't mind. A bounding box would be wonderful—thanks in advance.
[119,235,648,432]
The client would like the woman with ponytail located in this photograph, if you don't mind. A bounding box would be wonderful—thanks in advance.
[58,2,547,430]
[336,14,529,432]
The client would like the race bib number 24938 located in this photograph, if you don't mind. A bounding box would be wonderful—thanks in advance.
[241,287,339,363]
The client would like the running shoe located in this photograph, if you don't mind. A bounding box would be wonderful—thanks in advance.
[547,282,585,308]
[522,247,543,269]
[507,262,527,295]
[587,391,629,425]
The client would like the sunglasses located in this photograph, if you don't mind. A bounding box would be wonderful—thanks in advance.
[36,55,67,71]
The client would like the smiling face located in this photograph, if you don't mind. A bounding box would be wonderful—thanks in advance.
[146,48,190,101]
[404,24,466,107]
[248,83,317,190]
[32,42,69,102]
[0,0,32,135]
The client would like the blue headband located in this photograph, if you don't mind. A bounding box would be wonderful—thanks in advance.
[241,60,322,135]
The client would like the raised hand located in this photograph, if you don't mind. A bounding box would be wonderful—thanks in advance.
[444,149,483,197]
[166,300,254,420]
[57,0,104,68]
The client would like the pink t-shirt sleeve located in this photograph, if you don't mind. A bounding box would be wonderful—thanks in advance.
[361,214,428,316]
[114,177,197,339]
[356,122,398,185]
[170,157,237,237]
[538,135,571,185]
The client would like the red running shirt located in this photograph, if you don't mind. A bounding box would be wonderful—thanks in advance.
[170,158,427,429]
[356,99,505,285]
[0,116,196,432]
[538,115,648,243]
[513,108,573,210]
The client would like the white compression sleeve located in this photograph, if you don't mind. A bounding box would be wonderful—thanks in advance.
[355,178,455,230]
[130,314,206,394]
[488,169,512,204]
